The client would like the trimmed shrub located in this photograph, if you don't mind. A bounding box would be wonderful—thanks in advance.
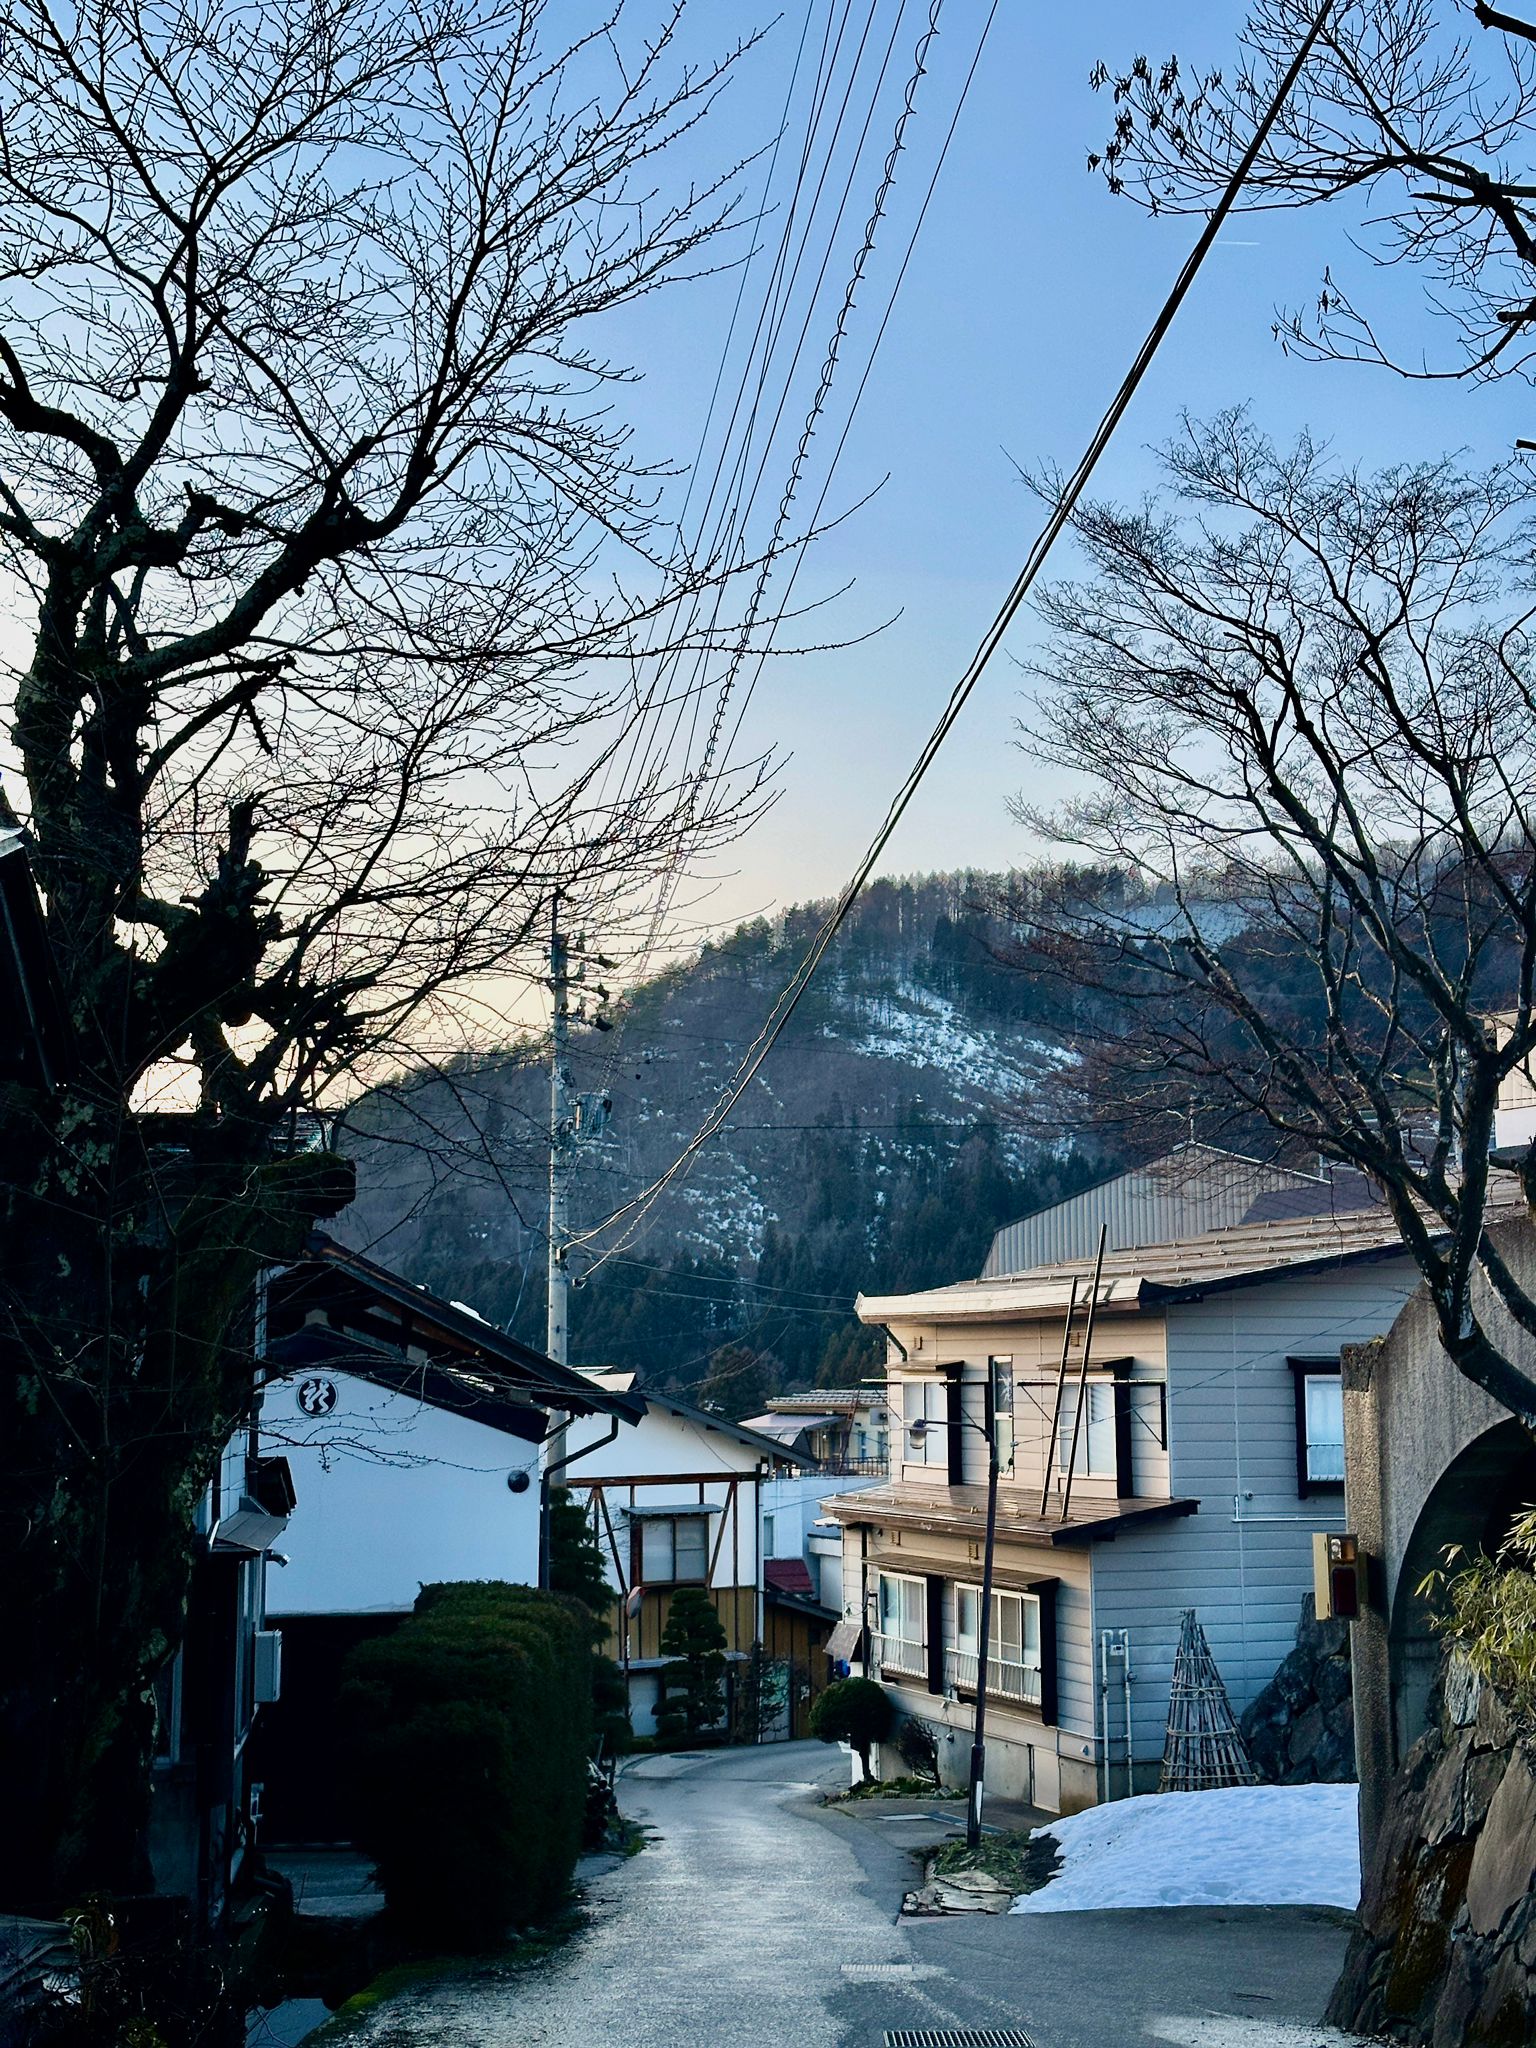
[810,1676,893,1781]
[340,1581,593,1947]
[655,1588,727,1741]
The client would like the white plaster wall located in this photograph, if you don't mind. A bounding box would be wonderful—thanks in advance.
[562,1399,768,1595]
[261,1370,540,1615]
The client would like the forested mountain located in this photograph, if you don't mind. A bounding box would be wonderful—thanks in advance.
[338,874,1107,1403]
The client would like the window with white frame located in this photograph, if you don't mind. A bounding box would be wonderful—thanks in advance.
[902,1378,947,1466]
[1303,1374,1345,1483]
[640,1514,711,1584]
[953,1584,1041,1704]
[1058,1379,1116,1479]
[990,1356,1015,1473]
[876,1572,927,1676]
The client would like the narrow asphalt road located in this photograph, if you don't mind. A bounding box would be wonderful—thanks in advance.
[339,1742,1368,2048]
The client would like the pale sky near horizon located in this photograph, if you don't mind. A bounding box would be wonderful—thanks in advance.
[603,0,1536,952]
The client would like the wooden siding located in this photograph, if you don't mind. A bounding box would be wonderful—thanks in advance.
[763,1601,833,1739]
[609,1584,758,1664]
[1093,1265,1418,1765]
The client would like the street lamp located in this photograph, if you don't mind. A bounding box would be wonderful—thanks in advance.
[909,1404,999,1852]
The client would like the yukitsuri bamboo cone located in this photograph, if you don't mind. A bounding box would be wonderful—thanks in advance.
[1158,1609,1259,1792]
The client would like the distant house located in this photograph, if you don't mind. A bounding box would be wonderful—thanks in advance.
[246,1238,641,1842]
[747,1387,894,1611]
[560,1382,837,1739]
[829,1203,1422,1814]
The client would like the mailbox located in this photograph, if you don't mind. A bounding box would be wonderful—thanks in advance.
[1313,1530,1364,1622]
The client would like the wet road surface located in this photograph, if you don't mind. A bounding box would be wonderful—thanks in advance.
[339,1741,1366,2048]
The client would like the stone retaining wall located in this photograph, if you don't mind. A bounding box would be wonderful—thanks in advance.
[1240,1595,1354,1784]
[1326,1657,1536,2046]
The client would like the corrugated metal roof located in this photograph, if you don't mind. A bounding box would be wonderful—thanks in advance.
[982,1144,1327,1278]
[859,1204,1426,1325]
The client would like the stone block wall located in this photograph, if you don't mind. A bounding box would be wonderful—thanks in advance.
[1240,1595,1355,1783]
[1327,1657,1536,2046]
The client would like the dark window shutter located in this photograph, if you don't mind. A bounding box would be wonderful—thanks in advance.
[925,1574,945,1694]
[944,1365,965,1487]
[1029,1578,1059,1726]
[1112,1365,1134,1500]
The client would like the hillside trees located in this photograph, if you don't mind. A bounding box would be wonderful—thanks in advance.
[1013,414,1536,1429]
[0,0,783,1914]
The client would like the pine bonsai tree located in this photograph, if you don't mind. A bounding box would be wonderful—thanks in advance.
[656,1588,728,1741]
[810,1676,894,1783]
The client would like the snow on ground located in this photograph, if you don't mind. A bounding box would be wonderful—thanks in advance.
[1012,1785,1360,1914]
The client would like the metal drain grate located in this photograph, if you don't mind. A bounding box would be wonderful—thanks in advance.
[884,2033,1036,2048]
[842,1964,917,1979]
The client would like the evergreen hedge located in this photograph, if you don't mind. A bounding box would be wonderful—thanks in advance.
[340,1581,593,1947]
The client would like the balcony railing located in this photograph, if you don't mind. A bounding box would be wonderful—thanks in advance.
[945,1646,1041,1707]
[811,1455,888,1477]
[871,1629,926,1680]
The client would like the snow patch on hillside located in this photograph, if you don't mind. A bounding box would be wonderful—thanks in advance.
[844,982,1058,1106]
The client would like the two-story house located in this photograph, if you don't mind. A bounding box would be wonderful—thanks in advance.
[560,1380,835,1738]
[827,1203,1421,1814]
[746,1387,895,1610]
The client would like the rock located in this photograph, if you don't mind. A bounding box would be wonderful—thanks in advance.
[931,1870,1013,1913]
[1329,1652,1536,2048]
[1241,1594,1355,1784]
[1465,1754,1536,1937]
[1444,1653,1481,1728]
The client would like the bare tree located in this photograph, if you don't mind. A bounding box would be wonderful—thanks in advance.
[1010,412,1536,1427]
[1088,0,1536,386]
[0,0,794,1917]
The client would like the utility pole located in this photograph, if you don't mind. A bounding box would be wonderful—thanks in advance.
[540,894,575,1587]
[547,894,573,1370]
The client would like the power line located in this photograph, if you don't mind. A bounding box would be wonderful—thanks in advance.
[567,0,1339,1278]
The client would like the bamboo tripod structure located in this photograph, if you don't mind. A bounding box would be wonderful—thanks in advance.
[1158,1610,1258,1792]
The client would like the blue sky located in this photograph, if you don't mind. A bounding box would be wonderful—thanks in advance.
[592,0,1535,942]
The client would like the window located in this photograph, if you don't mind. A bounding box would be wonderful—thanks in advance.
[762,1512,775,1558]
[1058,1380,1116,1479]
[953,1585,1041,1705]
[641,1515,710,1583]
[1304,1374,1345,1483]
[990,1357,1015,1473]
[876,1572,927,1677]
[1288,1357,1345,1494]
[902,1378,947,1466]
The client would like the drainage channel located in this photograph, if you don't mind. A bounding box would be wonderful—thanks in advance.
[884,2032,1037,2047]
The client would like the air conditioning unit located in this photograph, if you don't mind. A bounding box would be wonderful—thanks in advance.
[253,1629,283,1705]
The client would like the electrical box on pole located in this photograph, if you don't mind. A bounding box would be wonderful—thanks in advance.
[1313,1531,1364,1622]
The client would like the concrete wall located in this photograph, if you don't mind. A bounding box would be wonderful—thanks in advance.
[1343,1221,1536,1852]
[261,1370,540,1614]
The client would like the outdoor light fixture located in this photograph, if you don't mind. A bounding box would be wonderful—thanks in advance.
[909,1407,999,1853]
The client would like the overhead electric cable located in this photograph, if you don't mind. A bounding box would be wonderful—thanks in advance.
[567,0,1338,1276]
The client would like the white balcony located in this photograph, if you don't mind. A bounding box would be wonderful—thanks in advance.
[945,1646,1041,1707]
[871,1629,926,1681]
